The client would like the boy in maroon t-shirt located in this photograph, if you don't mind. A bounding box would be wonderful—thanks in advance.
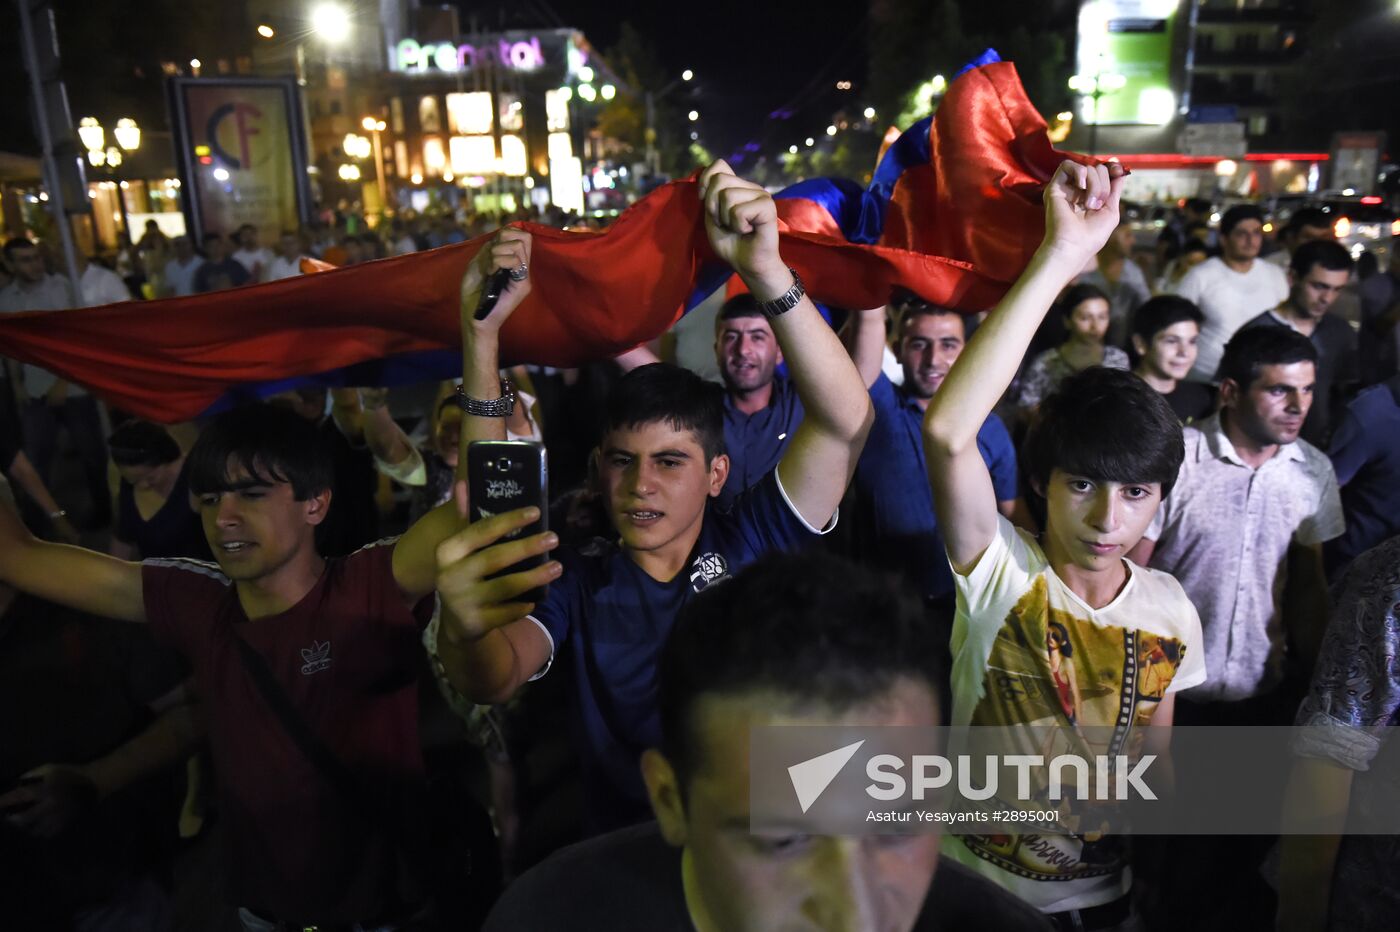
[0,234,559,927]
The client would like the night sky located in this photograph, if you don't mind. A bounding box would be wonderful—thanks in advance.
[511,0,872,160]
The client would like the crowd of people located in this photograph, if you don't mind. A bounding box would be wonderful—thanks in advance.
[0,155,1398,932]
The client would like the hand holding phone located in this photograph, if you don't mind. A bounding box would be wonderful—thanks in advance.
[474,267,514,320]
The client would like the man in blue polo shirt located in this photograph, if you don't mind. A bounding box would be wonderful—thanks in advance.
[712,294,804,509]
[431,159,875,831]
[845,298,1020,604]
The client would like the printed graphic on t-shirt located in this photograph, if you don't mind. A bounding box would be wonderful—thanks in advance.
[299,639,333,675]
[960,577,1189,885]
[689,552,730,592]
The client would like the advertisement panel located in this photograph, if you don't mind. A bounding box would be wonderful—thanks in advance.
[167,77,311,244]
[1076,0,1178,126]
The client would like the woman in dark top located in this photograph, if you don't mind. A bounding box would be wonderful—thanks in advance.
[107,421,210,561]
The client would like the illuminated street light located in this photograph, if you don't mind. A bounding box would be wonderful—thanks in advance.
[362,116,386,132]
[789,145,798,154]
[836,80,852,90]
[826,125,837,136]
[257,24,275,38]
[213,167,230,181]
[682,69,694,81]
[310,3,351,43]
[578,84,597,102]
[863,107,876,119]
[77,117,104,153]
[805,137,814,147]
[113,118,140,151]
[688,110,699,122]
[410,171,423,185]
[338,163,361,181]
[189,58,201,71]
[577,65,595,83]
[601,84,616,100]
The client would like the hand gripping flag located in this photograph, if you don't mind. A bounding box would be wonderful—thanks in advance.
[0,58,1098,423]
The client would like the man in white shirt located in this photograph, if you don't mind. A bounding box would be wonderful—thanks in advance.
[161,236,202,297]
[77,255,130,306]
[1173,204,1289,383]
[0,238,122,526]
[230,224,274,283]
[264,231,306,282]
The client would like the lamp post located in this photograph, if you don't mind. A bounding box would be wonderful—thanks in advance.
[361,116,387,214]
[645,69,695,175]
[79,116,140,241]
[1068,64,1126,157]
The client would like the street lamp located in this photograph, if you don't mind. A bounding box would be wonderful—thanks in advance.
[360,116,388,214]
[645,69,698,174]
[310,4,351,43]
[688,110,699,122]
[78,116,140,239]
[1068,68,1126,155]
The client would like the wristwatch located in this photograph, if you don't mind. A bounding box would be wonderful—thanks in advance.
[756,268,806,319]
[454,379,516,417]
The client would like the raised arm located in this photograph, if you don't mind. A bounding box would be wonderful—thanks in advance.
[699,160,874,527]
[0,479,146,622]
[846,306,890,389]
[391,230,534,602]
[924,161,1125,573]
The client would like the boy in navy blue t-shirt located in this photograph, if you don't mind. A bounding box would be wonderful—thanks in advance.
[433,160,876,828]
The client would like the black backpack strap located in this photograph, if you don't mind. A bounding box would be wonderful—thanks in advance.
[230,635,370,808]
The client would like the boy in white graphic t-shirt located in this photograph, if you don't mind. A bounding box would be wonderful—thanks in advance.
[922,160,1205,929]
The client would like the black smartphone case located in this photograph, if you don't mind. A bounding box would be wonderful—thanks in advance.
[466,440,550,602]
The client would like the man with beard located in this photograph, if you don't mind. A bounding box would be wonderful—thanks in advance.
[845,298,1020,605]
[711,295,805,509]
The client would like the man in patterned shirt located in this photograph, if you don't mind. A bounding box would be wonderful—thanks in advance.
[1280,534,1400,932]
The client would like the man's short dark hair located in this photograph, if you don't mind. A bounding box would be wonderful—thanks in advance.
[1288,239,1353,279]
[188,404,334,500]
[3,237,37,262]
[1217,326,1317,391]
[896,296,960,337]
[603,363,726,462]
[718,294,762,322]
[657,551,938,786]
[1131,295,1205,344]
[108,420,181,468]
[1219,204,1264,237]
[1283,207,1331,240]
[1184,198,1211,215]
[1023,367,1185,498]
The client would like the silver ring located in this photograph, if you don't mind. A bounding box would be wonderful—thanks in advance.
[508,264,528,282]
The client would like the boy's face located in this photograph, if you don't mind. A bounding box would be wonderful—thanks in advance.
[1134,320,1199,382]
[1067,298,1110,344]
[195,464,328,582]
[643,681,941,932]
[1041,469,1162,573]
[598,421,727,557]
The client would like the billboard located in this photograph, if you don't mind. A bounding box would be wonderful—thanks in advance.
[167,77,312,243]
[1075,0,1179,126]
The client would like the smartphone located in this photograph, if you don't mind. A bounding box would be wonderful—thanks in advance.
[466,440,550,602]
[474,268,514,321]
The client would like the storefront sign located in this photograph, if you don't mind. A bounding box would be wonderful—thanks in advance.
[394,36,546,74]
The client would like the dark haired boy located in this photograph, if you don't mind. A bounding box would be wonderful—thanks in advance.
[0,395,531,927]
[433,160,875,830]
[1131,326,1343,714]
[923,161,1205,922]
[482,551,1053,932]
[1129,295,1214,423]
[709,293,806,508]
[1173,203,1289,383]
[845,298,1020,603]
[1241,239,1358,445]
